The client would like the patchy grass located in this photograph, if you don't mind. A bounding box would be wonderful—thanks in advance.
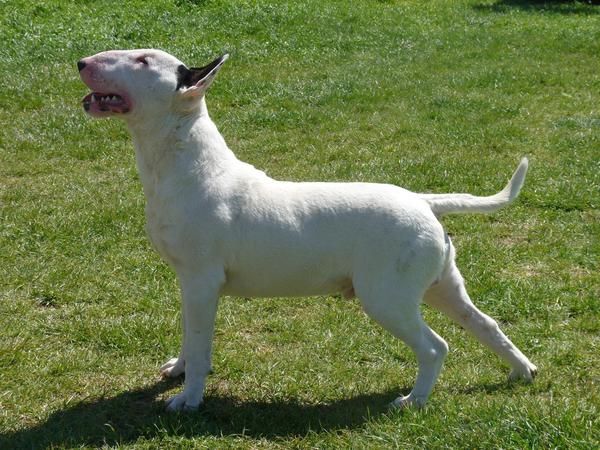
[1,0,598,448]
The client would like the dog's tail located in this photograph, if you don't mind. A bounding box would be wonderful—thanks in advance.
[420,157,528,217]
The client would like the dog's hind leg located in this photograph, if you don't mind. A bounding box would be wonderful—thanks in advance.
[424,254,537,382]
[357,279,448,409]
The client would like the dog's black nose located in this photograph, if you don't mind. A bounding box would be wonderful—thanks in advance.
[77,60,86,72]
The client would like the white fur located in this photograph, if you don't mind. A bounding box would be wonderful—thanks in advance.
[78,49,537,412]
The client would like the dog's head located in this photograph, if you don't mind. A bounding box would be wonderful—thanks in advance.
[78,49,228,121]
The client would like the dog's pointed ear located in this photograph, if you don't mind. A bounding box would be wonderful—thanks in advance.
[177,54,229,98]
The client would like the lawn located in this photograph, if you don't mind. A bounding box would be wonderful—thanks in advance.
[0,0,598,448]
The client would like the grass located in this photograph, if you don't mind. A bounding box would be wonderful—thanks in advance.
[0,0,598,448]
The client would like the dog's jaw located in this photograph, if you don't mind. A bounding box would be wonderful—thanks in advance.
[82,92,131,117]
[79,58,133,118]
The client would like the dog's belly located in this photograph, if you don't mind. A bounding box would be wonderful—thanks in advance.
[222,252,354,298]
[222,274,352,298]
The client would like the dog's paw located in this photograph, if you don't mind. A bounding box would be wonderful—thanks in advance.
[165,392,202,412]
[509,363,538,383]
[388,394,426,410]
[160,357,185,378]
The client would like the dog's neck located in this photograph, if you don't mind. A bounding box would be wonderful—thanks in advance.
[126,97,238,198]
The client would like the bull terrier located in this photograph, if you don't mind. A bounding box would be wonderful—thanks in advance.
[78,49,537,412]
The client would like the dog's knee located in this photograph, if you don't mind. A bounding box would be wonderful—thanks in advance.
[418,333,448,364]
[432,336,449,361]
[472,313,500,336]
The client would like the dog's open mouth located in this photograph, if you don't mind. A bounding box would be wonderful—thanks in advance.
[82,92,131,115]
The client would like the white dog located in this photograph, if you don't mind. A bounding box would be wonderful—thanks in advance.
[78,49,537,412]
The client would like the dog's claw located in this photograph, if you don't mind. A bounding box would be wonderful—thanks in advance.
[388,394,426,410]
[509,363,538,382]
[165,392,201,412]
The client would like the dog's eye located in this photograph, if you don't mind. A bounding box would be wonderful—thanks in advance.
[136,56,149,66]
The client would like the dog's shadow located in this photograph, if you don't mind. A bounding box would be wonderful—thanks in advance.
[1,378,405,448]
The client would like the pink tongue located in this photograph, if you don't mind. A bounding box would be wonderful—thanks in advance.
[105,100,129,113]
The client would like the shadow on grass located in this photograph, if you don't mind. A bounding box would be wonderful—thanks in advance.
[0,378,405,448]
[474,0,600,14]
[458,380,518,395]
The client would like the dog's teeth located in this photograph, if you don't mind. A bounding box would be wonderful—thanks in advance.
[91,94,97,103]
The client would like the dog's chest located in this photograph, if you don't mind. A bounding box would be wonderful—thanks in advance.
[144,201,182,266]
[142,184,222,268]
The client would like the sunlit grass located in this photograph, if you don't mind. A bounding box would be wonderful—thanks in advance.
[1,0,598,448]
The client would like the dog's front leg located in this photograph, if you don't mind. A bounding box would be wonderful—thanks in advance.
[160,311,215,378]
[165,267,224,412]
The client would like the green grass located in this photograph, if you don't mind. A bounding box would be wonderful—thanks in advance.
[1,0,598,448]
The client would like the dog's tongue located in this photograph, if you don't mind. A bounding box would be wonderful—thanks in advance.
[82,92,129,114]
